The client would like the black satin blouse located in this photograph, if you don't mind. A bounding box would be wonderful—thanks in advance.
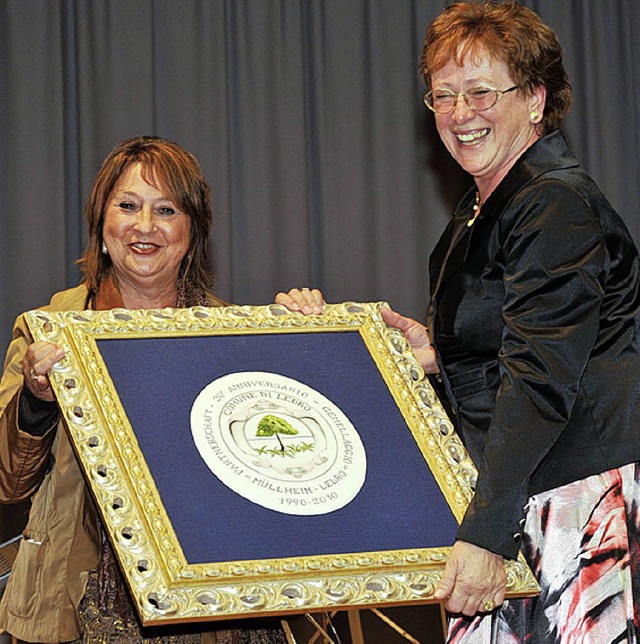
[428,131,640,558]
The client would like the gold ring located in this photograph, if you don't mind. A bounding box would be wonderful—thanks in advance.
[483,599,495,612]
[30,368,37,380]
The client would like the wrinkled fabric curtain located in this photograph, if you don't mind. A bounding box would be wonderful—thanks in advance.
[0,0,639,537]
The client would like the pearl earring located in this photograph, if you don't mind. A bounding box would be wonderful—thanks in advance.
[101,242,108,255]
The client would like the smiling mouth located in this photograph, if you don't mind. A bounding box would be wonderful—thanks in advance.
[130,242,159,252]
[456,128,490,144]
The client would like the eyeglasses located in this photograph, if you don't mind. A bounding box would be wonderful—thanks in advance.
[424,85,519,114]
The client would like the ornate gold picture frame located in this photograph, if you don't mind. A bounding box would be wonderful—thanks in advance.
[25,302,538,626]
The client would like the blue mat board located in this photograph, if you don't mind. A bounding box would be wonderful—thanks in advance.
[96,331,458,565]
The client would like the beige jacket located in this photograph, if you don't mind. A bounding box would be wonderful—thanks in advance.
[0,285,223,642]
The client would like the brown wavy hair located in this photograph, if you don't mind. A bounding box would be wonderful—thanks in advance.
[78,136,213,296]
[421,1,572,135]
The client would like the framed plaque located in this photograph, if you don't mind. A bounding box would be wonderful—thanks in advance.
[25,302,538,626]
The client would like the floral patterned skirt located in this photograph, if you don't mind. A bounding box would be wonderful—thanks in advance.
[447,462,640,643]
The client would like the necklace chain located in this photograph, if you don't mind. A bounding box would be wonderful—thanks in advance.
[468,191,482,227]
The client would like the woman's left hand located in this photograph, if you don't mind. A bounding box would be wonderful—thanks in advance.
[434,540,507,616]
[275,288,326,314]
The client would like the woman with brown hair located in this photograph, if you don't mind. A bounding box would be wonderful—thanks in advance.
[0,136,287,643]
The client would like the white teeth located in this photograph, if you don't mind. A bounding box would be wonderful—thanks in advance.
[133,243,155,250]
[457,129,489,143]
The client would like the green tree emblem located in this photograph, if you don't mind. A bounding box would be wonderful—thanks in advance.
[255,414,315,459]
[256,414,298,451]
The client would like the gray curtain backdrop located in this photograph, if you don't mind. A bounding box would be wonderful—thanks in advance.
[0,1,639,535]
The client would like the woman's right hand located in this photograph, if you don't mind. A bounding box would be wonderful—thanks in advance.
[22,342,65,402]
[275,288,326,315]
[434,540,507,616]
[380,306,439,374]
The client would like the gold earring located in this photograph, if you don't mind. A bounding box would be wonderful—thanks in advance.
[530,111,539,122]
